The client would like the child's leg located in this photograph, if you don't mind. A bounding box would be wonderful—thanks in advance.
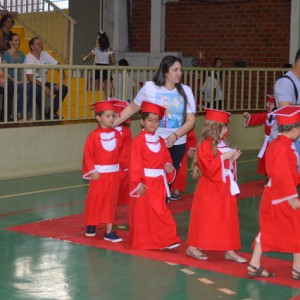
[247,241,274,277]
[106,223,112,234]
[292,253,300,279]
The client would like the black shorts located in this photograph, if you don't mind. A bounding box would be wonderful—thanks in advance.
[95,63,109,80]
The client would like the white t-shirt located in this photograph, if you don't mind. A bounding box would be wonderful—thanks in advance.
[24,51,58,83]
[91,47,113,65]
[134,81,196,145]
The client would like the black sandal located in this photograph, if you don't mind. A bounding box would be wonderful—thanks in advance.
[247,263,275,278]
[292,268,300,280]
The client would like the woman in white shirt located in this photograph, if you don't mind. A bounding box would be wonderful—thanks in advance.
[114,55,196,200]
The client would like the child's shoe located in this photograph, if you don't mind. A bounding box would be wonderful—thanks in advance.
[86,225,96,237]
[170,193,181,201]
[104,231,123,243]
[161,243,180,250]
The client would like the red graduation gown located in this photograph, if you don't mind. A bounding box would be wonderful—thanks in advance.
[244,112,275,175]
[172,129,197,192]
[259,135,300,253]
[82,126,127,225]
[115,125,133,205]
[129,130,179,250]
[187,138,241,250]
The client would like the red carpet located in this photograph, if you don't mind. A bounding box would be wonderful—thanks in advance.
[8,179,299,288]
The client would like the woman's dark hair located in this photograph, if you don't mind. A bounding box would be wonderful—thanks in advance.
[97,32,110,52]
[141,111,163,121]
[0,14,15,28]
[7,32,18,49]
[153,55,188,124]
[213,57,223,67]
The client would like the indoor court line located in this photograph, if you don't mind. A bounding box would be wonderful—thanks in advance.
[0,183,88,200]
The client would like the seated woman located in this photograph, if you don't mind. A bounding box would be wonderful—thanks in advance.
[2,33,33,121]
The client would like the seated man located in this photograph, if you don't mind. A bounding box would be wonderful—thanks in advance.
[24,37,68,119]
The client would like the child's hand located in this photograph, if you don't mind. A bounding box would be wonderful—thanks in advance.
[191,158,201,179]
[243,112,250,120]
[222,150,237,160]
[90,172,100,180]
[137,183,148,196]
[187,148,196,159]
[231,149,242,161]
[165,164,173,174]
[288,198,300,210]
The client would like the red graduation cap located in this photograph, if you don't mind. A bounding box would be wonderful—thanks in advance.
[108,98,128,115]
[269,105,300,125]
[204,108,231,124]
[92,101,115,114]
[108,98,131,124]
[141,101,166,119]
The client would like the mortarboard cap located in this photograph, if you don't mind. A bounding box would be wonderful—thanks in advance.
[141,101,166,119]
[92,101,115,114]
[270,105,300,125]
[204,108,231,124]
[108,98,131,124]
[108,98,128,114]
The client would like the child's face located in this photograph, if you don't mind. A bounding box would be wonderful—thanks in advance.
[291,126,300,141]
[140,113,160,132]
[96,110,116,128]
[266,102,275,112]
[219,124,228,139]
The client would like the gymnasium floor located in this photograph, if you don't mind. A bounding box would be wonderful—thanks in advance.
[1,150,300,300]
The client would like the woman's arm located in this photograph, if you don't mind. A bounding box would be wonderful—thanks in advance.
[165,112,195,148]
[113,101,140,127]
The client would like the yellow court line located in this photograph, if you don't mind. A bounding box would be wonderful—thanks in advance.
[0,184,88,199]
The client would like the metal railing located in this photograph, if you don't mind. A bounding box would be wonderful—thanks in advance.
[0,65,288,124]
[0,0,76,64]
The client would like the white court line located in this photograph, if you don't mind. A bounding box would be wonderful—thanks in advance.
[0,184,88,199]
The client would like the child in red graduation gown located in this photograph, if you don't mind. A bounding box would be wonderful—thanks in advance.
[82,101,128,242]
[247,106,300,280]
[109,98,133,205]
[243,95,276,175]
[170,129,197,200]
[129,101,180,250]
[186,108,246,263]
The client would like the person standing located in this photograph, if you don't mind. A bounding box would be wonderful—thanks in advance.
[114,55,196,190]
[201,57,223,109]
[247,106,300,280]
[24,37,68,120]
[129,101,180,250]
[82,101,128,242]
[82,32,116,96]
[108,98,132,205]
[186,108,246,263]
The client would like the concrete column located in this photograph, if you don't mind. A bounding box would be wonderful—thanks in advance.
[290,0,300,62]
[150,0,165,52]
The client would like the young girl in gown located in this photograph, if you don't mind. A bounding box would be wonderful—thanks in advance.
[186,108,246,263]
